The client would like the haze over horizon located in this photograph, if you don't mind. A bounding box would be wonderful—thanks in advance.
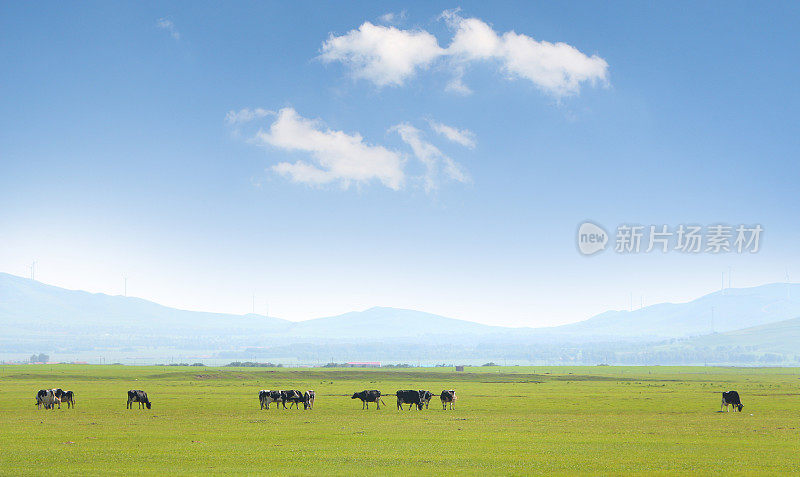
[2,3,798,327]
[1,270,796,328]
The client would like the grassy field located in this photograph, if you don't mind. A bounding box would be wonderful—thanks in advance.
[0,365,798,475]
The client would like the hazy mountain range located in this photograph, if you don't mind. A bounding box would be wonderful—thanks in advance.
[1,272,799,364]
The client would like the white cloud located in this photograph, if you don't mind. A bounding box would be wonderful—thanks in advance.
[156,18,180,40]
[378,10,407,25]
[427,120,476,149]
[321,11,609,96]
[446,12,609,96]
[225,108,273,124]
[319,22,445,87]
[392,123,468,191]
[255,108,405,190]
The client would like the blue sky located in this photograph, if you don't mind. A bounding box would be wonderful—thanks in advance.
[1,1,799,326]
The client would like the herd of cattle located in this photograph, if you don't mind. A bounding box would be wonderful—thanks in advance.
[34,387,744,412]
[259,389,315,409]
[35,389,74,409]
[349,389,457,410]
[256,389,457,410]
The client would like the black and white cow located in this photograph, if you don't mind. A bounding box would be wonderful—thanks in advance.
[396,390,424,410]
[418,390,433,409]
[303,390,315,410]
[35,389,47,410]
[55,389,75,409]
[127,389,151,409]
[36,389,60,410]
[440,390,457,410]
[721,391,743,412]
[282,390,305,409]
[259,390,282,409]
[280,389,303,409]
[351,390,384,409]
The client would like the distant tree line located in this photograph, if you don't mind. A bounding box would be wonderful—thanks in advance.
[224,361,282,367]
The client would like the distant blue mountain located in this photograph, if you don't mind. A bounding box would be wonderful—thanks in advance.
[279,306,497,339]
[2,272,800,353]
[0,272,290,335]
[549,283,800,339]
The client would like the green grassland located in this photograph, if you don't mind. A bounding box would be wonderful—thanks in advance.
[0,365,798,475]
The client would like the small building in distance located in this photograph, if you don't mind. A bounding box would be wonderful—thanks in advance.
[455,365,465,372]
[344,362,381,368]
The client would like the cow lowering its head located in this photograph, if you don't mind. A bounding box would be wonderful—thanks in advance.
[396,390,424,410]
[418,390,433,409]
[259,390,281,409]
[351,390,383,409]
[55,389,75,409]
[303,390,315,410]
[283,390,304,409]
[35,389,60,410]
[127,390,151,409]
[721,391,743,412]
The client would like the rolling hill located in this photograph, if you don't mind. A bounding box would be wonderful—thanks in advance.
[551,283,800,338]
[2,272,800,363]
[681,315,800,355]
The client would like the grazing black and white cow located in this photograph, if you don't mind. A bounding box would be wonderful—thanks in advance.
[127,390,151,409]
[418,390,433,409]
[55,389,75,409]
[721,391,743,412]
[396,390,424,410]
[35,389,47,410]
[282,390,304,409]
[303,390,315,410]
[351,390,384,409]
[440,390,457,410]
[259,390,282,409]
[36,389,60,410]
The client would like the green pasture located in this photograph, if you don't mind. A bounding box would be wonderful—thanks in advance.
[0,365,798,475]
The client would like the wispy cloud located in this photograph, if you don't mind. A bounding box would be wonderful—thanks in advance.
[320,10,609,96]
[378,10,407,25]
[392,123,469,191]
[255,108,405,190]
[156,18,180,40]
[427,120,476,149]
[225,108,273,124]
[229,109,473,192]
